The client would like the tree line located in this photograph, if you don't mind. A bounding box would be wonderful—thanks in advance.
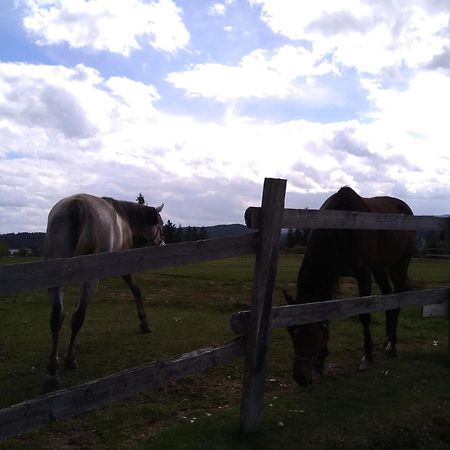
[137,193,208,244]
[285,228,308,249]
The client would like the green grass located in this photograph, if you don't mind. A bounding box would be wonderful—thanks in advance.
[0,255,449,449]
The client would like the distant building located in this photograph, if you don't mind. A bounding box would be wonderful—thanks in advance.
[8,248,34,257]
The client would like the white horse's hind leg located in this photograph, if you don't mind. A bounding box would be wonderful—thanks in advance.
[47,286,65,383]
[64,280,98,369]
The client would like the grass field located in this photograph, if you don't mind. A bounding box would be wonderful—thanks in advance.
[0,254,449,449]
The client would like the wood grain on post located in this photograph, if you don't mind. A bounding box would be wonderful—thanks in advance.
[240,178,286,433]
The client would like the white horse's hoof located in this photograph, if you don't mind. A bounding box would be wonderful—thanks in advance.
[140,322,151,333]
[64,357,78,370]
[359,356,373,371]
[43,376,61,393]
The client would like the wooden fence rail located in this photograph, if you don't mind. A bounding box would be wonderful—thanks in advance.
[231,288,450,334]
[0,234,256,295]
[246,206,450,232]
[0,338,245,441]
[1,177,449,440]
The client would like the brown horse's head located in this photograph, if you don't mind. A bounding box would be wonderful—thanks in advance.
[284,290,329,386]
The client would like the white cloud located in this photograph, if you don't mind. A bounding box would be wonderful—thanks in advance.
[0,61,355,231]
[1,59,450,232]
[209,3,226,16]
[167,45,337,101]
[0,62,104,138]
[362,71,450,142]
[357,71,450,194]
[22,0,190,55]
[251,0,450,74]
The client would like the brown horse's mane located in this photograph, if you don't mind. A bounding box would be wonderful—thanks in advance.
[102,197,159,233]
[322,186,369,212]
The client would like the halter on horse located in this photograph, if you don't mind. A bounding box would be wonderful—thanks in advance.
[44,194,164,385]
[284,187,415,386]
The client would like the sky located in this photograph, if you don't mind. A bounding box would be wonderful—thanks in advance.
[1,0,450,233]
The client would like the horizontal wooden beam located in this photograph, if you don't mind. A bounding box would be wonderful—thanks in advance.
[245,207,449,231]
[0,337,246,440]
[423,302,449,317]
[0,234,256,295]
[230,288,450,335]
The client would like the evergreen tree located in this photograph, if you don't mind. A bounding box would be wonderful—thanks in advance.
[136,193,146,205]
[294,228,305,246]
[0,240,8,257]
[286,229,295,248]
[177,225,184,242]
[199,227,208,240]
[185,226,194,241]
[163,220,178,243]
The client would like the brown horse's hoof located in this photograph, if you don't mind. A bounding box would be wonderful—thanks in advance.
[140,322,151,333]
[64,357,78,370]
[384,344,397,358]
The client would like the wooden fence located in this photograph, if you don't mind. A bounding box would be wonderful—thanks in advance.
[0,178,449,440]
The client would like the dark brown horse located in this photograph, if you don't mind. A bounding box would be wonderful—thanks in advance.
[44,194,164,384]
[284,187,415,386]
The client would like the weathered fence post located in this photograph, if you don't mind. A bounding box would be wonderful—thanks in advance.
[448,293,450,365]
[239,178,286,433]
[447,219,450,365]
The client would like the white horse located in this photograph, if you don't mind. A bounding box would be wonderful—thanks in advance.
[44,194,164,384]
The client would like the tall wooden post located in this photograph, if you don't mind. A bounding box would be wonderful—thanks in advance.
[240,178,286,433]
[447,219,450,365]
[448,293,450,365]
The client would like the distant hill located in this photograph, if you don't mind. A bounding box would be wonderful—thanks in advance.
[203,224,253,238]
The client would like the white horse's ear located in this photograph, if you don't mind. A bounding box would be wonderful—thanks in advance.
[155,203,164,212]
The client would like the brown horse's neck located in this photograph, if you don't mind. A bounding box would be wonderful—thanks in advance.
[296,243,338,303]
[296,224,362,303]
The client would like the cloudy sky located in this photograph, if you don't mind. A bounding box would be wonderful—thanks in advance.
[1,0,450,233]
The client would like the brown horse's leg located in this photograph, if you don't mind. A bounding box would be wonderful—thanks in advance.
[47,286,65,384]
[357,271,373,370]
[384,309,400,356]
[373,269,393,295]
[122,274,150,333]
[373,268,399,356]
[384,257,412,356]
[65,280,98,370]
[358,313,373,370]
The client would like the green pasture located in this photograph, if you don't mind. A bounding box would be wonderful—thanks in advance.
[0,254,449,449]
